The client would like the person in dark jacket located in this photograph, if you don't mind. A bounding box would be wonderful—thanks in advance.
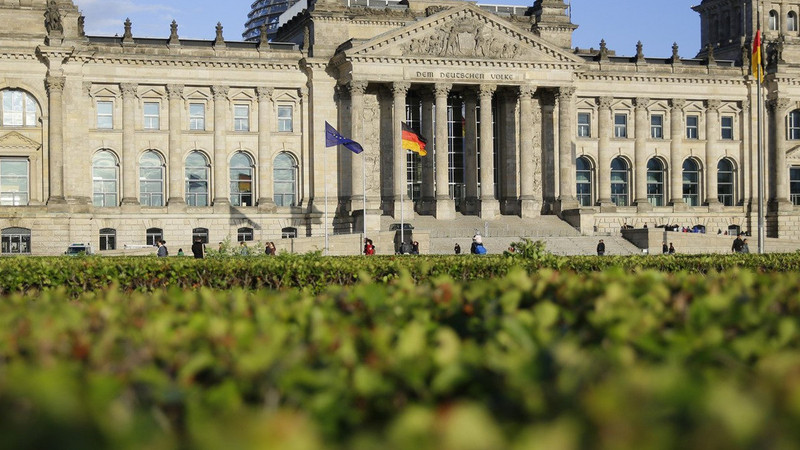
[156,239,168,257]
[596,239,605,256]
[732,235,745,253]
[454,243,461,255]
[191,237,205,259]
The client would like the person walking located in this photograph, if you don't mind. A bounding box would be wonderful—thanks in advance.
[596,239,605,256]
[156,239,168,257]
[454,243,461,255]
[668,243,675,254]
[662,243,668,254]
[732,235,745,253]
[364,238,375,255]
[471,234,487,254]
[411,241,419,255]
[239,241,249,256]
[191,237,205,259]
[742,239,750,254]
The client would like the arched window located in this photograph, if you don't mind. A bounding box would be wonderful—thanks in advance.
[788,110,800,139]
[610,157,629,207]
[92,150,118,207]
[789,11,798,32]
[0,158,29,206]
[718,158,736,206]
[274,152,297,207]
[281,227,297,239]
[1,89,38,127]
[1,227,31,254]
[682,159,701,206]
[139,150,164,206]
[769,10,780,31]
[230,152,254,207]
[646,158,666,207]
[99,228,116,251]
[192,227,209,244]
[185,151,209,207]
[237,227,254,242]
[146,228,163,246]
[576,156,593,207]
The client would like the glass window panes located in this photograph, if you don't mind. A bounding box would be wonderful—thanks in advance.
[576,156,593,207]
[788,110,800,140]
[769,10,779,30]
[682,159,700,206]
[143,102,160,130]
[92,150,118,207]
[646,158,665,206]
[237,227,254,242]
[1,227,31,254]
[278,105,293,132]
[281,227,297,239]
[2,90,38,127]
[139,151,164,206]
[721,116,734,140]
[610,157,629,206]
[146,228,162,246]
[234,104,250,131]
[0,158,29,206]
[686,115,699,139]
[651,114,663,139]
[230,152,253,206]
[189,103,205,130]
[577,112,591,137]
[718,158,735,206]
[192,228,209,244]
[789,11,799,32]
[614,113,627,138]
[185,151,209,206]
[273,152,296,206]
[97,101,113,129]
[99,228,116,251]
[791,167,800,206]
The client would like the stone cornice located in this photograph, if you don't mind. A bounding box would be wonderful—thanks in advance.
[72,54,299,71]
[576,73,747,86]
[0,52,40,61]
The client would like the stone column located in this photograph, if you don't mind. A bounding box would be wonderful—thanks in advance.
[557,87,578,211]
[705,99,722,209]
[420,91,435,214]
[770,97,793,210]
[256,87,275,211]
[120,82,138,206]
[434,82,454,219]
[45,76,66,205]
[478,84,498,218]
[211,85,230,208]
[392,82,410,218]
[597,96,613,209]
[349,81,367,210]
[633,97,650,210]
[463,88,478,214]
[519,84,540,217]
[166,84,185,209]
[669,98,686,209]
[541,97,557,211]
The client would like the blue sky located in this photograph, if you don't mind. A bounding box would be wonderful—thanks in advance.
[73,0,702,57]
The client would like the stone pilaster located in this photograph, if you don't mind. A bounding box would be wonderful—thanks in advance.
[420,91,435,214]
[479,84,499,219]
[46,76,66,206]
[256,86,276,212]
[349,81,367,211]
[120,82,139,208]
[392,82,411,218]
[166,84,185,210]
[434,82,454,219]
[463,88,478,215]
[633,96,651,211]
[705,99,722,210]
[557,86,578,211]
[669,98,687,210]
[519,84,540,217]
[769,97,794,211]
[597,96,614,211]
[211,85,229,210]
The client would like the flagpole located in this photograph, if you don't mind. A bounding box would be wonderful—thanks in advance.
[756,8,765,254]
[324,136,329,256]
[362,151,367,254]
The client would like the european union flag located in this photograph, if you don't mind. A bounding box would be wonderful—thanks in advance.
[325,121,364,154]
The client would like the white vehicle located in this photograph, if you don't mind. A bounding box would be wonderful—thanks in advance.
[65,243,95,256]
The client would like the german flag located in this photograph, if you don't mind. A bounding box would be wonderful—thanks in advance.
[401,122,427,156]
[752,29,763,81]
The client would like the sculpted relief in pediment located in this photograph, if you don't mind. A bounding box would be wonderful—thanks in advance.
[402,17,527,60]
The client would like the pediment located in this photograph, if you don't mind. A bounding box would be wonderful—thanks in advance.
[346,4,583,65]
[0,131,41,150]
[92,87,118,98]
[140,88,164,99]
[787,145,800,160]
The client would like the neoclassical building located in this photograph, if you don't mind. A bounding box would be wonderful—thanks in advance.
[1,0,800,255]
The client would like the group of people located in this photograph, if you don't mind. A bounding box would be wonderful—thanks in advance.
[732,235,751,253]
[363,238,421,255]
[452,235,488,255]
[662,242,676,254]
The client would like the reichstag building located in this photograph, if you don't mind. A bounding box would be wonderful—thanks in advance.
[1,0,798,254]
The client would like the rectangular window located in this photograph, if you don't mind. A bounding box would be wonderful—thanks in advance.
[650,114,663,139]
[789,112,800,140]
[791,167,800,206]
[189,103,205,130]
[721,116,734,140]
[234,104,250,131]
[686,115,699,139]
[0,158,29,206]
[577,112,591,137]
[97,101,113,129]
[614,113,627,138]
[143,102,160,130]
[278,105,293,132]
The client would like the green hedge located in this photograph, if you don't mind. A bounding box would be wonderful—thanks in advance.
[2,268,800,448]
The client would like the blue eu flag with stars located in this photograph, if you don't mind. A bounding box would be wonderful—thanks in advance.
[325,121,364,154]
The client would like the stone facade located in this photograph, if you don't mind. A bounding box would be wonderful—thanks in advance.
[2,0,800,255]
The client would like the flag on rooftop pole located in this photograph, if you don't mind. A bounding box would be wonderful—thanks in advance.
[752,29,763,82]
[325,121,364,154]
[401,122,428,156]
